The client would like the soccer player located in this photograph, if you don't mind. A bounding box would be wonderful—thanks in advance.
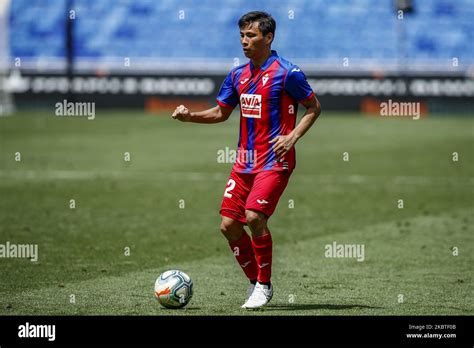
[172,11,321,309]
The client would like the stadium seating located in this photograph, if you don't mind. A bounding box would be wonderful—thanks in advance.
[9,0,474,68]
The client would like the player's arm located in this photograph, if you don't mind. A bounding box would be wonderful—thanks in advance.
[171,104,233,124]
[291,95,321,140]
[172,69,238,123]
[270,95,321,160]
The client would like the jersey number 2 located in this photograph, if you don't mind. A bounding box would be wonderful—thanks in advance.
[224,179,236,198]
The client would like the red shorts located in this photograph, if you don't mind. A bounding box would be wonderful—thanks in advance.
[219,169,292,224]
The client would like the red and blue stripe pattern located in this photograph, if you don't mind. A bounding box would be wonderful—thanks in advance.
[216,50,315,173]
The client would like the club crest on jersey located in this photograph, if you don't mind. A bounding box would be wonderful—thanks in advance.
[262,73,269,86]
[240,93,262,118]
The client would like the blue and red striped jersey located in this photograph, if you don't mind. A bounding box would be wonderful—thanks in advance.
[216,50,315,173]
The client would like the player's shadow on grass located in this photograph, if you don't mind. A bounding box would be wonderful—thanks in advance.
[266,303,383,311]
[161,307,202,311]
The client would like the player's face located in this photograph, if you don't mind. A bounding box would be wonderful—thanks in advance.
[240,22,272,59]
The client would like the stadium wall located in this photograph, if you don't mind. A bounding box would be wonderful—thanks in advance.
[6,71,474,115]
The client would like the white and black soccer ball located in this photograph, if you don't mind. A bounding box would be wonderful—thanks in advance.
[154,270,193,309]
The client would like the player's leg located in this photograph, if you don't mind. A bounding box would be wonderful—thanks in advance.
[246,170,291,284]
[241,210,273,309]
[245,209,272,285]
[219,171,258,296]
[241,170,292,309]
[219,215,245,242]
[220,216,258,282]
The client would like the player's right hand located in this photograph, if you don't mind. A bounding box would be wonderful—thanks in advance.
[172,105,191,122]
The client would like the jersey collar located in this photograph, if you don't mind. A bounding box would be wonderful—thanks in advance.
[249,50,278,73]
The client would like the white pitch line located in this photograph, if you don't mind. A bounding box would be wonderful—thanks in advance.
[0,170,227,181]
[295,174,474,186]
[0,169,128,180]
[0,170,472,186]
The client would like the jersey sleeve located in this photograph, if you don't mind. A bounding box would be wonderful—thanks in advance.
[216,71,239,109]
[284,66,314,103]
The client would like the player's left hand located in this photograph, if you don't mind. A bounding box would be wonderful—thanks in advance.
[172,105,191,122]
[269,134,297,160]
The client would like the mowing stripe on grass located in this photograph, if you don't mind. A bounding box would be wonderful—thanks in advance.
[1,208,471,316]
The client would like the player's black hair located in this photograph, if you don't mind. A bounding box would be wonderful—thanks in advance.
[238,11,276,38]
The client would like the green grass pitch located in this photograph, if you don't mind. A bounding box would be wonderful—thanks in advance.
[0,110,472,315]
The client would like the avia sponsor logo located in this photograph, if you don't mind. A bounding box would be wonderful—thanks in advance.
[240,93,262,118]
[18,322,56,341]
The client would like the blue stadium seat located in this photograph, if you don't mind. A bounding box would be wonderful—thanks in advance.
[8,0,474,67]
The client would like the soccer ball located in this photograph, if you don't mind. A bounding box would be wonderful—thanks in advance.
[154,270,193,309]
